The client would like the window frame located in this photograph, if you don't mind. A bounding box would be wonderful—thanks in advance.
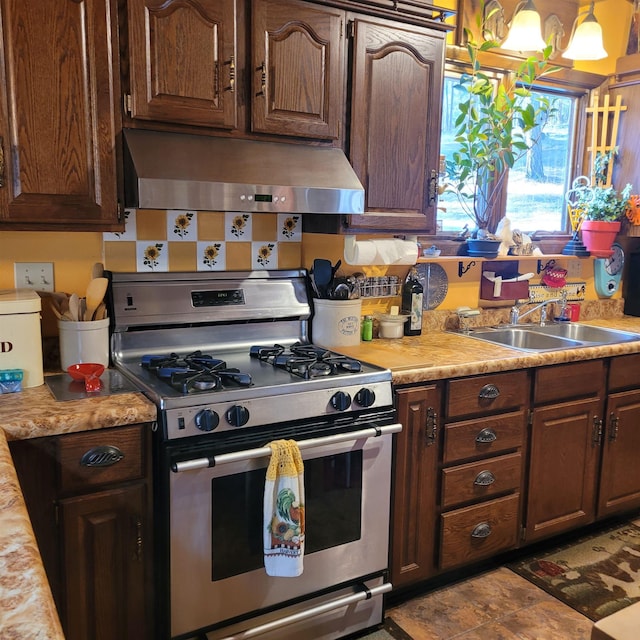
[431,49,599,250]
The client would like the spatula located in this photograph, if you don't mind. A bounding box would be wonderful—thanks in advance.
[84,277,108,322]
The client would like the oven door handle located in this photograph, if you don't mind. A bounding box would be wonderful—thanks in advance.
[171,423,402,473]
[217,581,393,640]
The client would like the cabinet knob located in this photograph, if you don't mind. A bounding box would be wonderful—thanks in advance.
[592,415,603,446]
[478,384,500,400]
[475,428,497,444]
[80,445,124,468]
[471,522,492,539]
[473,470,496,486]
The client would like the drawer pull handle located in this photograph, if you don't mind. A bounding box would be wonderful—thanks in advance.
[478,384,500,400]
[80,445,125,468]
[474,470,496,486]
[476,428,497,444]
[471,522,492,539]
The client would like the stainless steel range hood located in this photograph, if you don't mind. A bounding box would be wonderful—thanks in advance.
[123,129,365,214]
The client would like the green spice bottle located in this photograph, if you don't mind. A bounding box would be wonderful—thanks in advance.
[361,315,373,341]
[401,267,423,336]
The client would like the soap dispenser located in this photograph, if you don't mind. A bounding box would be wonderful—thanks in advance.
[401,267,423,336]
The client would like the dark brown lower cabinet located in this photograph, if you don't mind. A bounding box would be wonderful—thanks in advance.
[525,397,602,542]
[9,424,153,640]
[390,384,441,587]
[60,484,148,640]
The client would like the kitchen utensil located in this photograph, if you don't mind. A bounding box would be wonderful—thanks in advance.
[84,277,108,322]
[91,262,104,280]
[68,293,80,321]
[93,301,107,320]
[67,362,105,392]
[312,259,333,298]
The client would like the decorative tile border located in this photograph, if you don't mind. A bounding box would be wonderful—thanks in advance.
[104,210,301,272]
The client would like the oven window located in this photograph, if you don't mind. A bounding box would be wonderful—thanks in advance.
[211,450,363,581]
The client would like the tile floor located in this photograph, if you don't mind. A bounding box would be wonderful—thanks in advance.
[385,566,593,640]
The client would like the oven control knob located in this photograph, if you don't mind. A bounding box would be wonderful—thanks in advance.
[195,409,219,432]
[226,405,250,427]
[355,388,376,408]
[330,391,352,411]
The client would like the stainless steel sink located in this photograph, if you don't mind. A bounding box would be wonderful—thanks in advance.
[457,323,640,352]
[523,323,640,345]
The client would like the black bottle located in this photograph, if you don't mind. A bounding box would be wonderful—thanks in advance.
[401,267,423,336]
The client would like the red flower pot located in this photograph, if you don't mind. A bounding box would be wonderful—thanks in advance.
[580,220,621,258]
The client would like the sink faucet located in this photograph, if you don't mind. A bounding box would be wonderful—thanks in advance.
[510,292,567,326]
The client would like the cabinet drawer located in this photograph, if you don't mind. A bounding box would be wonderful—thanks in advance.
[443,410,526,465]
[609,354,640,391]
[441,452,521,509]
[534,359,604,405]
[440,493,520,570]
[446,371,529,419]
[56,425,145,493]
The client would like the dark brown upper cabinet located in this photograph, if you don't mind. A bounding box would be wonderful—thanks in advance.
[347,17,445,233]
[127,0,238,130]
[0,0,122,230]
[251,0,345,141]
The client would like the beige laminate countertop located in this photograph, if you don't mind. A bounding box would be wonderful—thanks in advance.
[3,315,640,637]
[334,316,640,385]
[0,379,157,639]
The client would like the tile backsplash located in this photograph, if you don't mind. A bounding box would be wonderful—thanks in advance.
[103,209,302,272]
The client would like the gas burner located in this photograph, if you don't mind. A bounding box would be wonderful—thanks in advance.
[142,350,252,393]
[250,343,362,379]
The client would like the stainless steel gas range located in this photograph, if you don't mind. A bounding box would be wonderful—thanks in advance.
[108,270,400,640]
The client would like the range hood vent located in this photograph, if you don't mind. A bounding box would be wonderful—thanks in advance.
[123,129,365,215]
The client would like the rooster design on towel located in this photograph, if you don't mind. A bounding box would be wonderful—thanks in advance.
[268,487,305,549]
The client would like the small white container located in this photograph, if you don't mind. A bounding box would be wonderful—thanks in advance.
[0,289,44,388]
[376,313,409,339]
[312,299,362,347]
[58,318,110,371]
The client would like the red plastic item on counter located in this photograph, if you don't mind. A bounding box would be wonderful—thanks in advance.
[66,363,105,392]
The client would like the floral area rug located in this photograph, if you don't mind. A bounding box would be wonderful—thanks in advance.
[508,521,640,621]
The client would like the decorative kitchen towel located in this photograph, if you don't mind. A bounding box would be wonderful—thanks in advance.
[264,439,305,577]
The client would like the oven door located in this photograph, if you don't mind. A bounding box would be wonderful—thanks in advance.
[166,422,400,639]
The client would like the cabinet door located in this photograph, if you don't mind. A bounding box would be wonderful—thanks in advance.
[390,385,440,587]
[127,0,238,129]
[0,0,121,230]
[348,18,445,233]
[525,398,602,542]
[59,483,148,640]
[598,389,640,517]
[251,0,344,140]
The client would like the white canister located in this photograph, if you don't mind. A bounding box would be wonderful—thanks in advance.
[58,318,110,371]
[0,289,44,388]
[312,299,362,348]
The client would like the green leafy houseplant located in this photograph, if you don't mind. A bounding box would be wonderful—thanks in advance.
[444,6,558,237]
[575,150,632,222]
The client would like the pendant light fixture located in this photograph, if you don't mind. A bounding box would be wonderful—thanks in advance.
[501,0,546,52]
[562,1,608,60]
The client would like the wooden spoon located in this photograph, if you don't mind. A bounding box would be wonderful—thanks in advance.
[84,277,108,322]
[68,293,80,322]
[91,262,104,280]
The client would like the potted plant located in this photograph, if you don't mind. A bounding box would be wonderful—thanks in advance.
[444,6,557,256]
[575,149,632,257]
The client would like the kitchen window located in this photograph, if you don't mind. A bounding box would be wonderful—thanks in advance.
[438,71,581,236]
